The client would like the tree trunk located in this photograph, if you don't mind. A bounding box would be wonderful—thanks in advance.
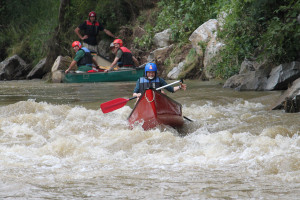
[44,0,70,74]
[124,0,137,21]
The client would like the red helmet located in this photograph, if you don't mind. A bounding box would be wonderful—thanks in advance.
[89,11,96,18]
[113,39,123,47]
[72,41,82,48]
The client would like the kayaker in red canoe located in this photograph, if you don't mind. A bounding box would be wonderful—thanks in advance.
[132,62,187,101]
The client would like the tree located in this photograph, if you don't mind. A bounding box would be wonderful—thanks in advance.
[44,0,70,73]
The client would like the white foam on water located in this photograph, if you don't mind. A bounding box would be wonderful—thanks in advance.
[0,100,300,199]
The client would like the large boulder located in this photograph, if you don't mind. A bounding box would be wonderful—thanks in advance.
[189,19,218,56]
[239,59,257,74]
[147,45,174,64]
[224,60,300,91]
[265,61,300,90]
[0,55,31,80]
[51,56,72,72]
[203,36,225,79]
[51,56,72,83]
[223,59,272,91]
[167,61,185,79]
[147,45,174,76]
[27,58,47,79]
[97,40,112,60]
[189,19,225,79]
[167,47,203,80]
[153,29,171,48]
[272,78,300,110]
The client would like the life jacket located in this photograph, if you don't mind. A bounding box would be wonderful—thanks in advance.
[84,20,100,36]
[77,47,93,66]
[118,47,134,67]
[139,77,160,94]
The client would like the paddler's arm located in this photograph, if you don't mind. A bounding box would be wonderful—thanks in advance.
[133,80,141,99]
[104,56,120,72]
[160,78,187,92]
[74,27,88,40]
[92,57,99,69]
[65,50,85,73]
[173,82,187,92]
[132,56,139,67]
[65,60,77,73]
[104,29,117,38]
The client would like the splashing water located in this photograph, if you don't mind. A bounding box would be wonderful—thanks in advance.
[0,80,299,199]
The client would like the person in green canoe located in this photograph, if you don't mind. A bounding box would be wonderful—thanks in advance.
[65,41,99,73]
[133,62,187,100]
[104,39,139,72]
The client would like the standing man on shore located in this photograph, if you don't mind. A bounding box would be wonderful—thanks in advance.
[74,11,116,54]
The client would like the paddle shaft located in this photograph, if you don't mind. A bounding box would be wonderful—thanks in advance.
[155,80,181,91]
[183,116,193,122]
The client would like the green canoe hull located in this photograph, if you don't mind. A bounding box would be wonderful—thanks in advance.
[63,67,144,83]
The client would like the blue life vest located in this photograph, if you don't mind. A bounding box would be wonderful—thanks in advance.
[77,47,93,66]
[139,77,161,94]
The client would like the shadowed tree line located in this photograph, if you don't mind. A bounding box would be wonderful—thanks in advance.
[0,0,157,69]
[0,0,299,79]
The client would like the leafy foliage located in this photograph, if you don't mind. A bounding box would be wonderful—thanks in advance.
[216,0,300,78]
[134,0,218,49]
[0,0,59,64]
[0,0,154,65]
[156,0,217,41]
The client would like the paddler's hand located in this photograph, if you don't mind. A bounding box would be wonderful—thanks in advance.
[65,68,70,74]
[133,93,141,100]
[136,93,141,98]
[175,83,186,92]
[82,35,88,40]
[180,83,187,91]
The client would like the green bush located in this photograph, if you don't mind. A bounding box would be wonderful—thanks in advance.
[216,0,300,78]
[0,0,155,64]
[155,0,217,42]
[133,0,218,49]
[0,0,59,64]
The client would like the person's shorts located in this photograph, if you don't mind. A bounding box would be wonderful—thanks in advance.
[83,43,98,54]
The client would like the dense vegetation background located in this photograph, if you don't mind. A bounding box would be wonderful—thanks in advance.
[0,0,299,79]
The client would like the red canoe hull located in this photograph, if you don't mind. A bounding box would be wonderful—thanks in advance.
[128,89,184,130]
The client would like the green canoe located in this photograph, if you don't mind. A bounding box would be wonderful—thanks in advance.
[63,67,145,83]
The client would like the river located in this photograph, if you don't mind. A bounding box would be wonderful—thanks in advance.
[0,80,299,199]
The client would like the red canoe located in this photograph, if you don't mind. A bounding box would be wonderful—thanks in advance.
[128,89,184,130]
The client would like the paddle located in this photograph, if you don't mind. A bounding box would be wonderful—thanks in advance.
[100,96,137,113]
[183,116,194,122]
[100,80,182,113]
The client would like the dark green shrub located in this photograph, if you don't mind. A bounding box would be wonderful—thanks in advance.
[216,0,300,78]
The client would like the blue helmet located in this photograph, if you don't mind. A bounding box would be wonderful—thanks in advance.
[144,63,157,76]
